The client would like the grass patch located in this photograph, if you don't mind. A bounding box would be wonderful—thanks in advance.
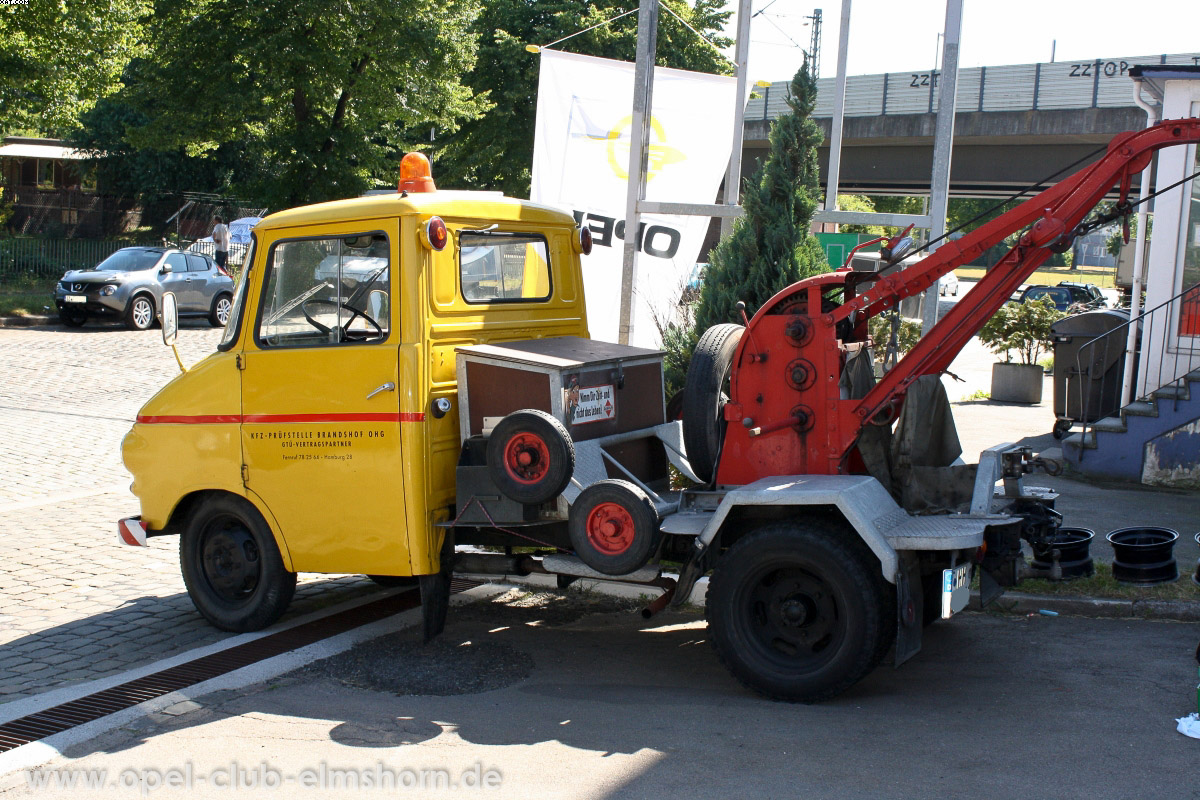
[957,265,1117,289]
[0,276,55,317]
[1019,561,1200,602]
[962,389,990,401]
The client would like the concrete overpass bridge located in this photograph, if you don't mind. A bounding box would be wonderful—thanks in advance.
[741,52,1200,198]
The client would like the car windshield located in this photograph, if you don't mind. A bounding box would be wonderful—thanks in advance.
[95,249,163,272]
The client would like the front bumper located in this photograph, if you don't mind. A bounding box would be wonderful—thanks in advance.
[118,517,148,546]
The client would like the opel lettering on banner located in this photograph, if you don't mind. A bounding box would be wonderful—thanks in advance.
[531,50,739,347]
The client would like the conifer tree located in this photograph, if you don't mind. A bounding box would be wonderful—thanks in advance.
[692,59,829,335]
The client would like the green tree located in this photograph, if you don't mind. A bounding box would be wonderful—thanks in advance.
[0,0,148,136]
[110,0,485,209]
[693,61,827,336]
[436,0,732,197]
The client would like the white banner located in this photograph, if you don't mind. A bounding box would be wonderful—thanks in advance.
[531,50,738,347]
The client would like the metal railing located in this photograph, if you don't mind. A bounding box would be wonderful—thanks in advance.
[0,238,158,279]
[1072,282,1200,458]
[0,237,216,280]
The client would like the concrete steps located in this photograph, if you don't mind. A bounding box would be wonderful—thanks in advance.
[1062,369,1200,483]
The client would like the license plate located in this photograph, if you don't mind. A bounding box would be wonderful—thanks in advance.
[941,562,971,619]
[65,295,86,304]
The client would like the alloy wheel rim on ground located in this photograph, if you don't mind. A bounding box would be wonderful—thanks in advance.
[217,298,232,325]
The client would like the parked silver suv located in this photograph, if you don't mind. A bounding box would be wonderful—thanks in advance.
[54,247,235,330]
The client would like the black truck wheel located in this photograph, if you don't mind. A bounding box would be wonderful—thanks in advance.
[180,494,297,632]
[568,479,661,575]
[706,521,890,702]
[487,409,575,505]
[682,323,743,484]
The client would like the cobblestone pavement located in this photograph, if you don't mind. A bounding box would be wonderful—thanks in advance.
[0,322,383,705]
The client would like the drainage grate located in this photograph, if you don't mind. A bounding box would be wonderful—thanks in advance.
[0,579,480,753]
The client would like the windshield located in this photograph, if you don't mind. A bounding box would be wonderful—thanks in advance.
[95,249,163,272]
[218,238,254,350]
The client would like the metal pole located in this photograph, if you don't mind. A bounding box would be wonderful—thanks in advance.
[1122,81,1159,406]
[824,0,852,216]
[618,0,659,345]
[921,0,963,335]
[720,0,754,239]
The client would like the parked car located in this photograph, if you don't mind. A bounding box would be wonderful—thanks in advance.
[1017,282,1106,312]
[939,270,960,296]
[54,247,235,330]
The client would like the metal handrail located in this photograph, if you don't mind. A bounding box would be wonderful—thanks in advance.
[1072,282,1200,459]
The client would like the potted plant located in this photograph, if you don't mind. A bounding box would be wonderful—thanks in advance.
[978,297,1063,403]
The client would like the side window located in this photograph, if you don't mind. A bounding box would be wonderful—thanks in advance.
[164,253,187,273]
[459,232,551,303]
[185,254,208,272]
[257,233,390,348]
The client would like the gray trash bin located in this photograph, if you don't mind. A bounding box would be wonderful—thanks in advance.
[1050,309,1135,436]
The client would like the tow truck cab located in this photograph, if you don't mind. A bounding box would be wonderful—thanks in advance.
[122,156,591,629]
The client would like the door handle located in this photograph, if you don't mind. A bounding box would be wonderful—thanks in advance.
[366,382,396,400]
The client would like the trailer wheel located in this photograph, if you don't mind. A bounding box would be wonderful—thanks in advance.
[682,323,743,484]
[180,495,296,632]
[487,409,575,505]
[706,521,889,702]
[568,479,661,575]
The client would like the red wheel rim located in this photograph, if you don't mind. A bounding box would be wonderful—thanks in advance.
[502,432,551,485]
[585,502,636,555]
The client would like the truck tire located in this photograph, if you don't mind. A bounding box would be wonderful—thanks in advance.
[180,495,297,632]
[568,479,661,575]
[682,323,743,484]
[487,409,575,505]
[706,521,890,702]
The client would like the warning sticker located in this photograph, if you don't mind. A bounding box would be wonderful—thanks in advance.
[568,383,615,425]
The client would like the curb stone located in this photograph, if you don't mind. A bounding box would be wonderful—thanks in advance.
[980,590,1200,622]
[0,315,53,328]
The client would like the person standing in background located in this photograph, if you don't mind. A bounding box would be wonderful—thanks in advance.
[211,216,231,270]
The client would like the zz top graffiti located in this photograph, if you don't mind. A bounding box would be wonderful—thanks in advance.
[572,211,682,259]
[909,58,1179,90]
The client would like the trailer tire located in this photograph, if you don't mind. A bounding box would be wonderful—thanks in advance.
[568,479,661,575]
[682,323,743,484]
[487,409,575,505]
[706,521,890,703]
[180,495,296,632]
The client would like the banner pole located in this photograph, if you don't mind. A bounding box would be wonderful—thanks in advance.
[720,0,753,239]
[618,0,659,345]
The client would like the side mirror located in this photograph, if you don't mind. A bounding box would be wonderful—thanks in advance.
[161,292,179,346]
[883,236,914,264]
[160,262,173,274]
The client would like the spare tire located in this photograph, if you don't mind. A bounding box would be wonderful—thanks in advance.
[682,323,743,484]
[486,409,575,505]
[568,479,661,575]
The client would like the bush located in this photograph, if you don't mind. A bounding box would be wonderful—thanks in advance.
[979,298,1063,365]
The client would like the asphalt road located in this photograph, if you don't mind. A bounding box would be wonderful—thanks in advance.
[3,589,1197,799]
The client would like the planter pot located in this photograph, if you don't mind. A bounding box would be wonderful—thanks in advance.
[1030,527,1095,580]
[990,362,1044,404]
[1106,527,1179,585]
